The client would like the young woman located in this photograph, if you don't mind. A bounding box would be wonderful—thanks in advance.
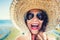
[10,0,59,40]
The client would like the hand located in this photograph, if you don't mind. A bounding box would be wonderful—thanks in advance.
[36,32,48,40]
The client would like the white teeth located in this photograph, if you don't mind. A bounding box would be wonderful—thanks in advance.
[31,24,39,27]
[32,24,38,25]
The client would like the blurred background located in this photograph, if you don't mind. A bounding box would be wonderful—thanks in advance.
[0,0,60,40]
[0,0,19,40]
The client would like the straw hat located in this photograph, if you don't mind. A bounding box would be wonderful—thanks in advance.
[10,0,60,37]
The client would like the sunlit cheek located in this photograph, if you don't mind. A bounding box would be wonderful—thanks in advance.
[27,20,31,24]
[39,20,43,28]
[27,20,32,28]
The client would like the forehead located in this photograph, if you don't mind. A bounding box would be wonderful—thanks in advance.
[29,9,42,14]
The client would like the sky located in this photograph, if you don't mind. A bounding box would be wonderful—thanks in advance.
[0,0,12,20]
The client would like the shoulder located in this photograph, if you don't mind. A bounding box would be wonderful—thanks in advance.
[16,33,31,40]
[16,36,24,40]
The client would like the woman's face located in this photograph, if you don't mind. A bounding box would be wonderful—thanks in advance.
[26,9,43,35]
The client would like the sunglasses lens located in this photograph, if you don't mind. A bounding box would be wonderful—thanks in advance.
[26,13,34,20]
[37,13,44,20]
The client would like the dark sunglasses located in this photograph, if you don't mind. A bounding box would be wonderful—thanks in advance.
[25,12,47,20]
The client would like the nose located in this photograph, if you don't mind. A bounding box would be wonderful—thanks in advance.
[32,16,39,22]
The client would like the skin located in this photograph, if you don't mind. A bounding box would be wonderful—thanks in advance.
[27,9,44,40]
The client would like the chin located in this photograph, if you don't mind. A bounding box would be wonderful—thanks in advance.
[31,30,39,35]
[32,33,38,35]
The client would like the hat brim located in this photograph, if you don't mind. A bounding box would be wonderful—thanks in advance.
[10,0,60,33]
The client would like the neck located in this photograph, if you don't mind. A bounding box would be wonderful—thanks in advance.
[31,34,36,40]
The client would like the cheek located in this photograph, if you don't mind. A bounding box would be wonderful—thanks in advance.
[39,20,43,27]
[27,20,32,27]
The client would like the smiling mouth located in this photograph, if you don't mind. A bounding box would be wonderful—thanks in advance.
[31,24,39,30]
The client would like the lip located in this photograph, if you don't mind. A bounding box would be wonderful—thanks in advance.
[31,23,39,30]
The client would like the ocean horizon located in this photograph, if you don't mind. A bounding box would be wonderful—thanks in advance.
[0,20,13,28]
